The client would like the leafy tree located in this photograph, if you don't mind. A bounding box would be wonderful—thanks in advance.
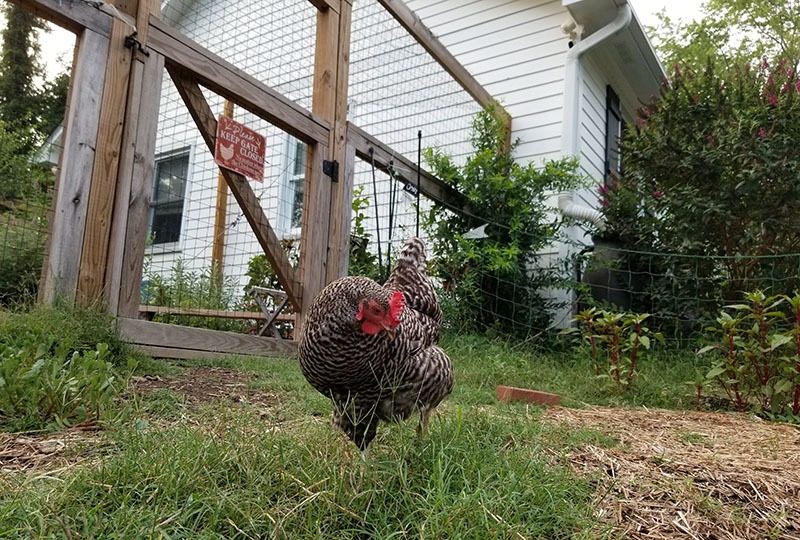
[0,3,45,138]
[0,4,69,153]
[39,71,69,137]
[0,118,46,202]
[650,0,800,69]
[423,105,583,337]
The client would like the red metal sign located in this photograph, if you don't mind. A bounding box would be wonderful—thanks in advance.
[214,115,266,182]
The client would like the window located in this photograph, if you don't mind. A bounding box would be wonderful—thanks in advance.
[148,151,189,246]
[604,85,623,186]
[284,137,307,233]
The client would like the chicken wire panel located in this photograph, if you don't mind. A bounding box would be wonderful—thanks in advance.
[160,0,317,109]
[0,200,51,306]
[349,1,482,169]
[1,8,71,307]
[143,76,304,331]
[578,247,800,342]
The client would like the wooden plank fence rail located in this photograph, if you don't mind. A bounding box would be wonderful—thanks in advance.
[138,305,296,323]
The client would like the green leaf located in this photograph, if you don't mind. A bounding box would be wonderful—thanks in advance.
[768,334,792,350]
[774,378,794,395]
[706,366,727,379]
[22,357,47,379]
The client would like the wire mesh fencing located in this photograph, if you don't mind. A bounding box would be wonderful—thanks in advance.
[577,243,800,343]
[135,0,489,336]
[136,0,316,334]
[348,0,483,255]
[0,199,50,306]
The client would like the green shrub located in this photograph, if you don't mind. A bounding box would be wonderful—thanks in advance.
[142,258,246,331]
[0,211,46,306]
[0,341,126,431]
[423,105,583,337]
[347,185,379,280]
[564,307,664,391]
[603,58,800,335]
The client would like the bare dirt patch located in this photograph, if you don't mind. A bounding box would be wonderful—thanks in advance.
[544,406,800,540]
[130,366,278,410]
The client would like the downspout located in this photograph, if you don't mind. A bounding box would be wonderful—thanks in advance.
[558,2,633,231]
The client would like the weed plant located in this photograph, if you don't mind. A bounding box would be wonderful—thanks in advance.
[0,304,145,431]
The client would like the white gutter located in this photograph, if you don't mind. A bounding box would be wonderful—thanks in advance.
[558,2,633,231]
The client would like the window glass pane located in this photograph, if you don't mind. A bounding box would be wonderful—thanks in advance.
[150,152,189,245]
[605,86,622,185]
[154,155,188,203]
[151,201,183,244]
[289,140,306,230]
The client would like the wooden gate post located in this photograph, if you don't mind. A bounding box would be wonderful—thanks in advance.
[105,0,164,318]
[297,0,353,334]
[40,27,111,304]
[40,0,163,314]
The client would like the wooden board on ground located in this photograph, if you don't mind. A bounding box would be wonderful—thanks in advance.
[118,318,297,359]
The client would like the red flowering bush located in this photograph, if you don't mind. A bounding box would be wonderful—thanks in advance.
[604,58,800,334]
[622,58,800,261]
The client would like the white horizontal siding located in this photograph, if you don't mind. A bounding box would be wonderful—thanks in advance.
[408,0,570,168]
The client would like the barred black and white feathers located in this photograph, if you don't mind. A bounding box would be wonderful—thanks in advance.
[297,237,454,450]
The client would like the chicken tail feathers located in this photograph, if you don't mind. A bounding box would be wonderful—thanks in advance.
[393,237,428,273]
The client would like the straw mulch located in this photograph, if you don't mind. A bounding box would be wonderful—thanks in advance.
[0,425,105,474]
[544,406,800,540]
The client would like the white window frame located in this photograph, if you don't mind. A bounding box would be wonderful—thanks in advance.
[280,136,307,238]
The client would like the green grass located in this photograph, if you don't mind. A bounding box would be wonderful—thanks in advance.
[1,404,606,539]
[444,333,709,410]
[0,313,714,539]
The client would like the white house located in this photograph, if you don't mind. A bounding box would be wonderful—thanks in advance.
[143,0,664,321]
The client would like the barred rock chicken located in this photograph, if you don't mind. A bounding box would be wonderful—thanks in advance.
[298,237,453,450]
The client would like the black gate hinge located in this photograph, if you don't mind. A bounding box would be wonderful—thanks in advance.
[323,160,339,182]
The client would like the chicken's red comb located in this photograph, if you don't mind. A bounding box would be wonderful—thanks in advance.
[389,291,405,326]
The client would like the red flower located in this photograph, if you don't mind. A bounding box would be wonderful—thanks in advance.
[653,190,664,198]
[758,129,767,138]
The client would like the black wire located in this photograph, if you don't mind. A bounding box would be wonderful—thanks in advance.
[416,130,422,238]
[386,162,399,278]
[369,147,384,283]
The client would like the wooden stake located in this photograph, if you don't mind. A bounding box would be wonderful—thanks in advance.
[211,100,234,274]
